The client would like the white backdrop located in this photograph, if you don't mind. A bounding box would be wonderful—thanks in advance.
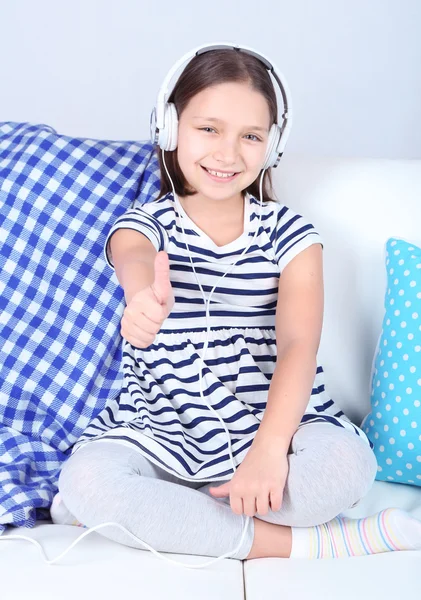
[1,0,420,159]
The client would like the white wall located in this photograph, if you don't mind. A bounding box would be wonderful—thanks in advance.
[1,0,420,158]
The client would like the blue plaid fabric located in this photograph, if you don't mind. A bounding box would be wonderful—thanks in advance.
[0,122,161,533]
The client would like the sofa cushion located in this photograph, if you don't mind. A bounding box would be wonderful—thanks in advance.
[0,122,161,533]
[361,237,421,486]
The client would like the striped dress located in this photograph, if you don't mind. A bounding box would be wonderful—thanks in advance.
[70,191,373,481]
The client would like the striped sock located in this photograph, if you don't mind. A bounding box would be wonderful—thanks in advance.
[290,508,421,558]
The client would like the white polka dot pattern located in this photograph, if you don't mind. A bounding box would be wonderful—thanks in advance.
[361,238,421,486]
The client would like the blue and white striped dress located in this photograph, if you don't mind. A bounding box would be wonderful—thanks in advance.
[71,191,372,481]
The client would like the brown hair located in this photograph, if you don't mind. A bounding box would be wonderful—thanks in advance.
[156,48,279,203]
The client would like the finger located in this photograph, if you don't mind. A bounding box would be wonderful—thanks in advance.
[122,333,154,349]
[122,312,159,336]
[121,311,162,336]
[269,489,283,513]
[230,494,244,516]
[256,494,270,516]
[243,495,258,517]
[126,299,167,326]
[152,251,171,305]
[121,319,156,348]
[143,300,168,325]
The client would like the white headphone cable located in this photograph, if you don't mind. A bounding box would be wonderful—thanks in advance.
[162,151,265,481]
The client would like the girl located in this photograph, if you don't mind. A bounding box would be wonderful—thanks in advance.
[51,46,421,562]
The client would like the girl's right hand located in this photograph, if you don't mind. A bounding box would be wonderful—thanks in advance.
[120,251,175,349]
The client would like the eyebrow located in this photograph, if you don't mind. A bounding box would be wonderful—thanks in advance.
[192,116,268,133]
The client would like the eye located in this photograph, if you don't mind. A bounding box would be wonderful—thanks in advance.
[199,127,216,133]
[244,134,262,142]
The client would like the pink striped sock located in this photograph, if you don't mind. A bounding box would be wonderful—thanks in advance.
[290,508,421,558]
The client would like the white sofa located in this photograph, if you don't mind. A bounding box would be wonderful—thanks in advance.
[2,155,421,600]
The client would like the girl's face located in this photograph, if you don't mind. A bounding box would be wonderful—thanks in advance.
[176,81,271,205]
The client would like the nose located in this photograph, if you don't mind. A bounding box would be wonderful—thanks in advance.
[213,135,239,166]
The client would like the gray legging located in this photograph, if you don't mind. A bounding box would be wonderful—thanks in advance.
[57,422,378,560]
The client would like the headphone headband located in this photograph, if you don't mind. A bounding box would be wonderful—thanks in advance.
[150,41,294,168]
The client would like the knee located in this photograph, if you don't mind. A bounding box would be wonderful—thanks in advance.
[266,428,378,527]
[315,429,378,511]
[305,431,377,524]
[58,447,95,508]
[340,431,378,501]
[58,443,114,509]
[58,442,145,510]
[308,426,378,497]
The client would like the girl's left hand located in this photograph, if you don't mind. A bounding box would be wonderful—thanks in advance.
[209,439,289,517]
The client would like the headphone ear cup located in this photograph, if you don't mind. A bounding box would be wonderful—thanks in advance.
[158,102,179,151]
[262,124,282,170]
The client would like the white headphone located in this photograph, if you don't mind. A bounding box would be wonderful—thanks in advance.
[0,42,294,571]
[150,41,293,169]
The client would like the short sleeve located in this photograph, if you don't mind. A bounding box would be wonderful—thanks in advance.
[274,204,324,274]
[103,207,167,269]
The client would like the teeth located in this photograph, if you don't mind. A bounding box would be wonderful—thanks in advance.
[206,168,236,178]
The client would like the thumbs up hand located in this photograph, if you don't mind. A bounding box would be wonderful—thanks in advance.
[121,251,175,349]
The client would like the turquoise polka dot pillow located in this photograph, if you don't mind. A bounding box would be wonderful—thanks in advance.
[361,237,421,487]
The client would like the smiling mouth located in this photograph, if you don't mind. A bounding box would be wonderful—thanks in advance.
[201,166,241,181]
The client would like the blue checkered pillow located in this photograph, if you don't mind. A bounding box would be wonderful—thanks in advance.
[361,237,421,487]
[0,122,161,532]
